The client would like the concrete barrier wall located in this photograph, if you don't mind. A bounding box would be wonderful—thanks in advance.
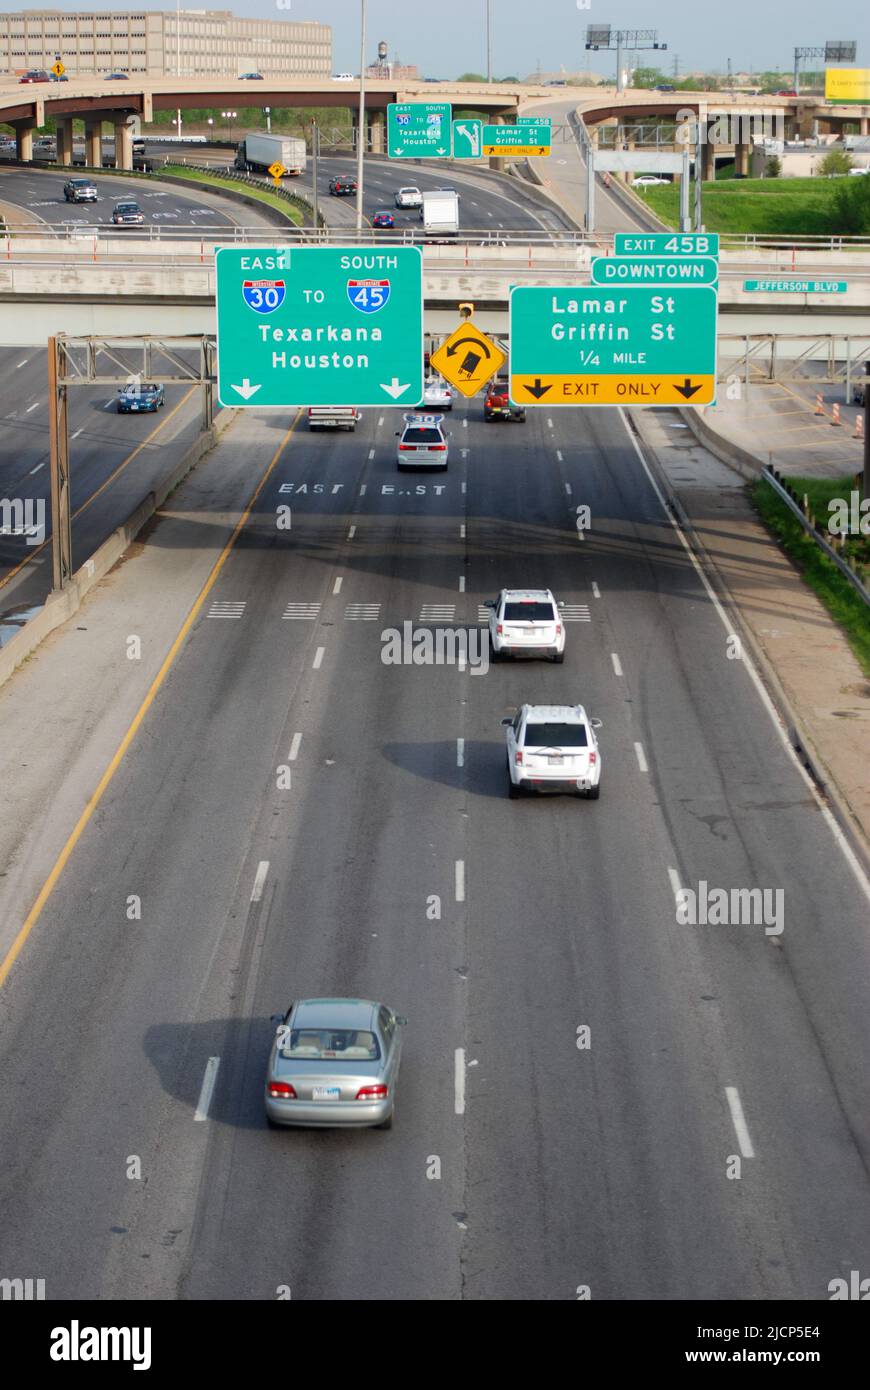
[0,407,234,691]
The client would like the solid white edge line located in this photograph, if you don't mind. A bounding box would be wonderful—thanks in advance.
[194,1056,221,1122]
[455,859,465,903]
[617,405,870,907]
[250,860,269,903]
[456,737,465,767]
[611,652,623,677]
[725,1086,755,1158]
[288,732,302,761]
[312,646,325,669]
[454,1048,466,1115]
[634,741,649,773]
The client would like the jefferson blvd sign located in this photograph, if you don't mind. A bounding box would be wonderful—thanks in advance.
[508,285,718,406]
[215,246,424,407]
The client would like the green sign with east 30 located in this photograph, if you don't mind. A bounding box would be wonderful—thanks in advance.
[215,246,424,408]
[387,102,452,158]
[616,232,720,258]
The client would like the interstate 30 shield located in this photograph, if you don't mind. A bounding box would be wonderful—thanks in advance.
[242,279,286,313]
[347,279,391,313]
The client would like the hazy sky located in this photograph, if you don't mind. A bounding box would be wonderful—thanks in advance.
[0,1,861,77]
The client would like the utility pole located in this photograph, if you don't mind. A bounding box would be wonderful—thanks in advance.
[311,118,320,232]
[355,0,366,233]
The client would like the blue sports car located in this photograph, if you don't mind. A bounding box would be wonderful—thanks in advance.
[117,381,165,413]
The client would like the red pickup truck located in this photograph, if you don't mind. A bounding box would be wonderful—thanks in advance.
[484,378,526,422]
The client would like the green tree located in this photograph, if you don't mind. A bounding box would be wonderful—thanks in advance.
[499,75,520,83]
[456,72,486,83]
[764,155,782,177]
[833,172,870,233]
[632,67,664,88]
[818,150,853,177]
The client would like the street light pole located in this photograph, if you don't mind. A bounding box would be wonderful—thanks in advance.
[355,0,366,232]
[486,0,492,83]
[176,0,181,139]
[265,105,271,134]
[312,118,320,232]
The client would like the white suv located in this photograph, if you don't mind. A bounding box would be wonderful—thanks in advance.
[396,413,448,470]
[503,704,602,799]
[485,589,565,662]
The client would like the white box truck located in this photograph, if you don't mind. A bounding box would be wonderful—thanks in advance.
[235,134,307,177]
[420,189,460,236]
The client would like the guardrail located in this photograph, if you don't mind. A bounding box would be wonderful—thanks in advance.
[761,465,870,607]
[1,222,869,252]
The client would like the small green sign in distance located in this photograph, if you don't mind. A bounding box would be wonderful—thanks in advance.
[452,118,483,159]
[215,246,424,408]
[743,279,848,294]
[615,232,720,258]
[387,102,452,158]
[591,255,719,286]
[482,122,551,149]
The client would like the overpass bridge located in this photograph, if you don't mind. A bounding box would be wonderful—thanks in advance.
[0,75,866,170]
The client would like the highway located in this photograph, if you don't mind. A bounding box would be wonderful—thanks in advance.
[0,345,208,623]
[1,394,869,1299]
[0,163,244,227]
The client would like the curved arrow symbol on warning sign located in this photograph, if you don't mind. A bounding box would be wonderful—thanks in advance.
[445,336,492,359]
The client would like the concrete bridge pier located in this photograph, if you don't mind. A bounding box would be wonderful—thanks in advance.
[112,114,134,170]
[369,108,385,154]
[55,117,74,166]
[735,138,750,177]
[84,121,102,168]
[12,121,37,161]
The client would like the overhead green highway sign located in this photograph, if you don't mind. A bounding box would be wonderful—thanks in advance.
[387,102,452,158]
[615,232,720,258]
[509,284,718,407]
[215,246,424,408]
[452,118,483,159]
[482,122,551,155]
[591,255,719,285]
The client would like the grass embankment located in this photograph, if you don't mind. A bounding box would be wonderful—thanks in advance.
[161,164,304,224]
[752,474,870,675]
[636,176,858,237]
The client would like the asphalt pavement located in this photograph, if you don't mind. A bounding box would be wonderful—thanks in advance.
[0,163,241,228]
[1,393,869,1300]
[0,345,207,625]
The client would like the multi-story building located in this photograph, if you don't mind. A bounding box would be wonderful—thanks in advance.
[0,9,332,79]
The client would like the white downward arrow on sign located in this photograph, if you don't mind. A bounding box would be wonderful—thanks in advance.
[380,378,411,399]
[232,379,261,400]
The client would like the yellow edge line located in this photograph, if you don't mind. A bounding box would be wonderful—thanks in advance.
[0,385,197,594]
[0,412,299,992]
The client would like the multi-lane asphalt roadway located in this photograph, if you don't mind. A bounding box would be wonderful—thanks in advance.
[0,345,208,624]
[0,162,241,228]
[1,392,869,1299]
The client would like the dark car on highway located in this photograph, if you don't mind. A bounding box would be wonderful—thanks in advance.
[117,381,164,413]
[372,210,395,228]
[105,72,130,80]
[19,69,50,83]
[111,200,145,225]
[64,178,98,203]
[329,175,357,196]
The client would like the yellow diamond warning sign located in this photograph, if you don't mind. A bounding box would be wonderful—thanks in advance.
[268,161,287,181]
[51,60,65,76]
[429,321,506,398]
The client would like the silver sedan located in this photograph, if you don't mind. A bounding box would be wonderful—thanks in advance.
[265,998,406,1129]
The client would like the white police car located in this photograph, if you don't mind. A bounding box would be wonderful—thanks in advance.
[396,413,449,470]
